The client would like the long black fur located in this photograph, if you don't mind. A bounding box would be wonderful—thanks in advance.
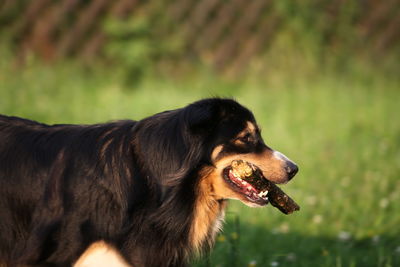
[0,98,255,267]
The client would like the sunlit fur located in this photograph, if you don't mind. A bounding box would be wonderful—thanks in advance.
[0,98,297,267]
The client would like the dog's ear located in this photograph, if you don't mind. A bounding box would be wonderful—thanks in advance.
[133,104,220,188]
[185,102,220,134]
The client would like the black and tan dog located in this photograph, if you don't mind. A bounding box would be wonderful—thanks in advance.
[0,98,298,267]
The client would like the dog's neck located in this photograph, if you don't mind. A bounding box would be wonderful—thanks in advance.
[189,175,227,253]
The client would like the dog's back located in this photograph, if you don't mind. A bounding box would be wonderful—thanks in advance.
[0,115,50,263]
[0,115,138,266]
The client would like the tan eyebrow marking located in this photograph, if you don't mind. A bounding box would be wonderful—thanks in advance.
[247,122,257,133]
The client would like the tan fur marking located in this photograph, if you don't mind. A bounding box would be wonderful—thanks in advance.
[74,241,131,267]
[190,169,226,252]
[211,145,224,161]
[246,122,257,133]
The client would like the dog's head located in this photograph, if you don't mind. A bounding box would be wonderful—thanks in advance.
[187,98,298,207]
[134,98,298,207]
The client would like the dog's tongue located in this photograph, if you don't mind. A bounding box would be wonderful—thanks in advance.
[231,160,300,214]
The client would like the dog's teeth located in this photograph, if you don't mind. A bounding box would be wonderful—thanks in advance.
[258,191,269,198]
[242,181,248,185]
[247,186,252,191]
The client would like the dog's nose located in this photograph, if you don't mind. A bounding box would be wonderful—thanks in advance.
[285,161,298,180]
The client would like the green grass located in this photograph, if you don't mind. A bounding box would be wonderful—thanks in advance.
[1,59,399,267]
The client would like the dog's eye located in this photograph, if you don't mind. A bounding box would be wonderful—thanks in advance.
[238,133,252,143]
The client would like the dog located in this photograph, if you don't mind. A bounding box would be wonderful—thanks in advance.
[0,98,298,267]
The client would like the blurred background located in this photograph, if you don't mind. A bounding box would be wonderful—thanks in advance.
[1,0,399,266]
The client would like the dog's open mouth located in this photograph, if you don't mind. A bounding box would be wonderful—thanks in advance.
[222,160,300,214]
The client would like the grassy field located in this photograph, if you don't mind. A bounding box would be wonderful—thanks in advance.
[1,59,399,267]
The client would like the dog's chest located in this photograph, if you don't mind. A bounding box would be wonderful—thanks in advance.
[190,196,227,252]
